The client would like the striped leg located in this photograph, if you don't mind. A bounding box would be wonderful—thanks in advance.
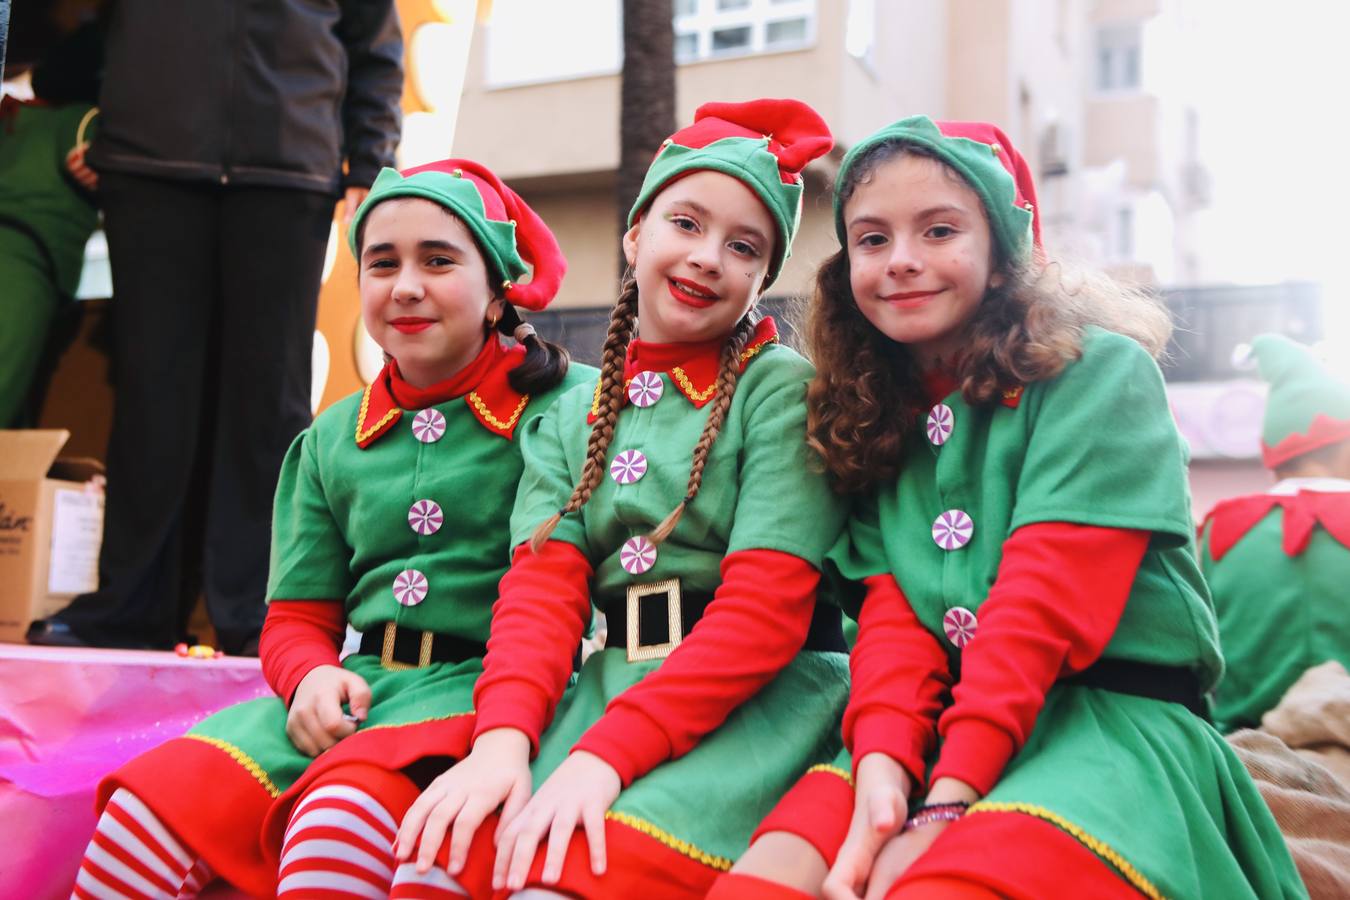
[276,763,421,899]
[73,788,214,900]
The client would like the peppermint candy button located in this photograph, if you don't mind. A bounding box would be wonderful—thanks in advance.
[932,509,974,550]
[942,606,978,648]
[408,499,443,535]
[926,403,954,446]
[620,535,658,575]
[392,569,429,607]
[610,449,648,485]
[411,408,447,443]
[627,371,664,408]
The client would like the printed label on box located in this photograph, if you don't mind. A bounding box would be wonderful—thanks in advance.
[48,488,105,595]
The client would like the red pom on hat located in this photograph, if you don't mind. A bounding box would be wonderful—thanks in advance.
[666,98,834,183]
[399,159,566,311]
[934,120,1044,252]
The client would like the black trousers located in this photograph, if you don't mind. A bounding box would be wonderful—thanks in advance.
[59,173,333,652]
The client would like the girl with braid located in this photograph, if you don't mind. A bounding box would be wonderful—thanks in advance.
[71,159,594,899]
[795,117,1302,899]
[394,99,852,898]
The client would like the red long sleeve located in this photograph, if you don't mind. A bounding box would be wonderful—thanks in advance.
[572,548,818,787]
[258,599,346,704]
[471,540,593,751]
[928,522,1149,794]
[842,574,952,788]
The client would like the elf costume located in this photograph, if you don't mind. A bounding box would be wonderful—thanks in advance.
[84,160,595,898]
[1200,333,1350,733]
[465,99,851,898]
[770,117,1305,899]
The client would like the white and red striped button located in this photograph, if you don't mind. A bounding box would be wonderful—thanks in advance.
[411,408,447,443]
[408,499,443,535]
[392,569,428,606]
[627,371,664,408]
[942,606,978,648]
[926,403,954,446]
[620,535,657,575]
[610,449,648,485]
[932,509,974,550]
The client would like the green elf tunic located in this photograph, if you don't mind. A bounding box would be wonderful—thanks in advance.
[1200,479,1350,732]
[474,318,850,893]
[832,328,1304,899]
[96,339,594,897]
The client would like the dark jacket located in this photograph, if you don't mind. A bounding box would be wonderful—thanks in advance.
[88,0,403,195]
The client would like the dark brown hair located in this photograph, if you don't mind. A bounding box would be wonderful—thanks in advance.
[808,141,1172,493]
[530,272,759,551]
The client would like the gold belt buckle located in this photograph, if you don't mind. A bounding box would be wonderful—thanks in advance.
[381,621,435,671]
[626,578,683,663]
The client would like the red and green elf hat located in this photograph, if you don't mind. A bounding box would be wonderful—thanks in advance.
[628,98,834,285]
[347,158,566,311]
[834,115,1043,263]
[1248,333,1350,468]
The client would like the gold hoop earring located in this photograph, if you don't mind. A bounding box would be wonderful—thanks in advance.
[487,313,500,329]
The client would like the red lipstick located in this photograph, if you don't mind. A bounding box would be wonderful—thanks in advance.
[881,290,940,309]
[390,317,436,334]
[668,276,719,309]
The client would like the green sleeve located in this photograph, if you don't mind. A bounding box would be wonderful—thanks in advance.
[827,492,890,583]
[1010,328,1193,545]
[266,429,354,601]
[725,364,847,566]
[509,395,591,554]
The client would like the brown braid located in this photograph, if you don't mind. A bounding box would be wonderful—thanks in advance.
[647,311,759,544]
[529,276,641,551]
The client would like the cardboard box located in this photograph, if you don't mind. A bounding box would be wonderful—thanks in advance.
[0,430,105,643]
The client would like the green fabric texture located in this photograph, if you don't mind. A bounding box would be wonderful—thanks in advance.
[346,166,526,286]
[1202,506,1350,732]
[513,343,847,604]
[512,342,849,862]
[533,649,848,867]
[828,328,1302,895]
[0,102,100,294]
[1251,332,1350,451]
[833,115,1034,263]
[0,231,61,426]
[628,136,802,284]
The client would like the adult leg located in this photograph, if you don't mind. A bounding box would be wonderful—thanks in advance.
[205,187,331,653]
[53,173,219,648]
[74,788,214,900]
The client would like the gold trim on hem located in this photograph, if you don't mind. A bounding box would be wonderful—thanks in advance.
[184,734,282,798]
[967,801,1165,899]
[804,763,855,786]
[605,811,734,871]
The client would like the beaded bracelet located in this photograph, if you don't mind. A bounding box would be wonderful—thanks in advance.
[902,801,970,833]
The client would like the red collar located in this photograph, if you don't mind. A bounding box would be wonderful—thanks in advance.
[355,338,531,447]
[588,317,779,422]
[1202,490,1350,560]
[920,366,1022,410]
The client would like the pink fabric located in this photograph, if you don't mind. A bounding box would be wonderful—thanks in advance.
[0,644,269,899]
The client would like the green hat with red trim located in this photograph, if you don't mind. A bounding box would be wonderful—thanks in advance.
[348,158,566,311]
[834,115,1043,263]
[1248,333,1350,468]
[628,98,834,285]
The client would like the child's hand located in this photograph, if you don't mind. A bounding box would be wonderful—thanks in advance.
[822,752,913,900]
[493,750,621,891]
[65,143,98,191]
[394,727,533,877]
[284,664,371,756]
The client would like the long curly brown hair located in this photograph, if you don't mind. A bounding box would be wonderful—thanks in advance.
[807,141,1173,493]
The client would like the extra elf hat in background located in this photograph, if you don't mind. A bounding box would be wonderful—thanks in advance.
[835,115,1044,263]
[1248,333,1350,468]
[628,98,834,285]
[348,158,566,311]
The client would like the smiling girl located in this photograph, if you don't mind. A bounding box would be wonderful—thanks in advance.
[393,99,851,899]
[70,159,594,899]
[798,116,1305,899]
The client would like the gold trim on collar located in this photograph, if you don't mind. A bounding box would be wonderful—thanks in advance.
[669,367,716,404]
[468,390,530,432]
[355,384,400,445]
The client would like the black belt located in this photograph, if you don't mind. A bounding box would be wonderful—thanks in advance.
[1061,657,1210,721]
[603,584,847,658]
[358,622,486,670]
